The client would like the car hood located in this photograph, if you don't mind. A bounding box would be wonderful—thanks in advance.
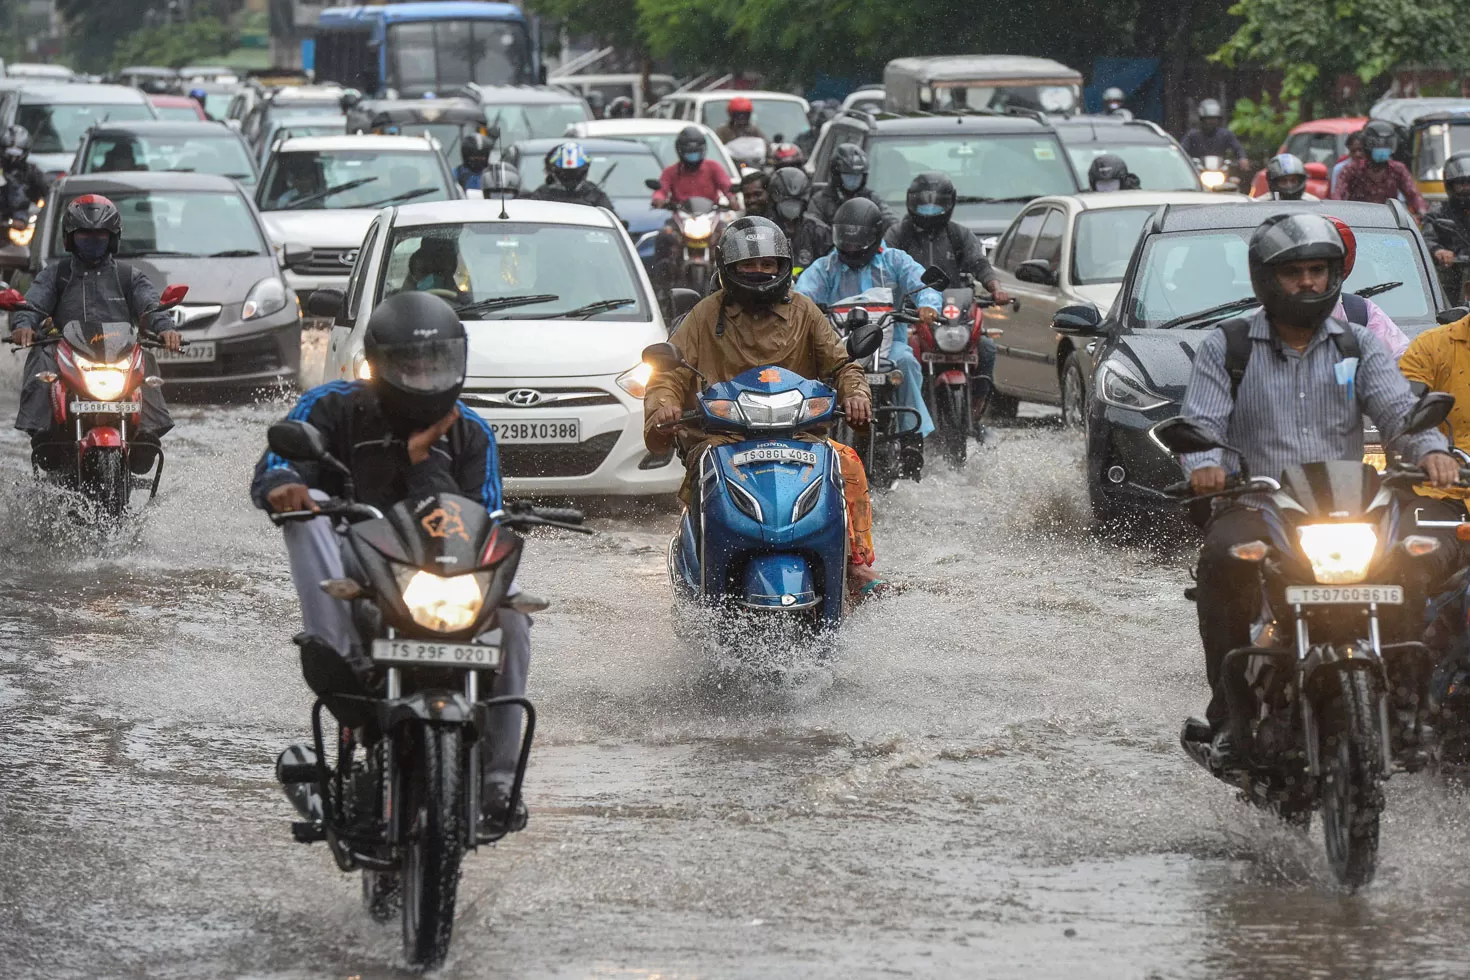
[1113,328,1206,401]
[609,197,665,236]
[465,318,663,378]
[259,209,377,248]
[1073,282,1122,314]
[122,254,281,304]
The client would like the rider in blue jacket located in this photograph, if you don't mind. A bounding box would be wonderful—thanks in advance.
[795,197,939,473]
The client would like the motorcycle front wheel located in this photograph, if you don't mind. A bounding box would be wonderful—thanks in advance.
[402,724,466,968]
[1318,667,1384,889]
[82,447,130,516]
[933,383,968,471]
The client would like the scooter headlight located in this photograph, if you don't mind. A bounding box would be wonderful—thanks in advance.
[934,323,970,353]
[1298,523,1377,584]
[75,354,131,401]
[736,389,805,427]
[393,567,489,633]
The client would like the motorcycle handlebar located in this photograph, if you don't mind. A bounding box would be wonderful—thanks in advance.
[268,499,384,526]
[654,409,703,431]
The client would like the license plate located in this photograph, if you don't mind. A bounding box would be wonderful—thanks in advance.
[155,341,216,363]
[865,372,890,386]
[488,419,580,444]
[1285,585,1404,605]
[921,351,978,364]
[371,638,502,668]
[70,400,141,414]
[729,445,818,468]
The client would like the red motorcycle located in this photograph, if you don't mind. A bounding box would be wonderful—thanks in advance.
[908,274,1002,470]
[2,282,188,514]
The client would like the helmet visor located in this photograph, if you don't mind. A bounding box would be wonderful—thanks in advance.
[372,338,467,394]
[720,221,790,264]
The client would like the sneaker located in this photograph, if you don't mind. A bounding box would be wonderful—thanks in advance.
[1207,730,1242,772]
[1182,716,1212,744]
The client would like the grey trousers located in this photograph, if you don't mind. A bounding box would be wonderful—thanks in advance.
[282,496,531,786]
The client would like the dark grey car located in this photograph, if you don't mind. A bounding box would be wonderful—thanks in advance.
[35,171,303,392]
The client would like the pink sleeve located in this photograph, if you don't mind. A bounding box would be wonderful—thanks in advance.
[1366,299,1410,360]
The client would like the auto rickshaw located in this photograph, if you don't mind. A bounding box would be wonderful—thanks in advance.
[883,55,1083,115]
[1370,97,1470,203]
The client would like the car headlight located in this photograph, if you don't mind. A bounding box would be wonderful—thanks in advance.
[242,277,288,320]
[1097,356,1169,411]
[1297,523,1377,585]
[1200,170,1226,189]
[934,323,970,353]
[736,389,804,427]
[75,354,130,401]
[616,361,654,398]
[393,566,489,633]
[352,350,372,380]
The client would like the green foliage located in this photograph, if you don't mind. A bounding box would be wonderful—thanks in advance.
[110,16,239,72]
[1228,91,1300,159]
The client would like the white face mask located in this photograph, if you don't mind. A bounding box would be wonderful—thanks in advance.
[1095,179,1121,193]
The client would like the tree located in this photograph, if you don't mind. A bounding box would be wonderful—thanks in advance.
[110,16,238,72]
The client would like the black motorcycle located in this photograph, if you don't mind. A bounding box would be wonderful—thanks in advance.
[1155,395,1455,888]
[265,420,590,968]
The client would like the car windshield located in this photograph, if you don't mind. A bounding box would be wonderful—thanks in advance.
[17,101,156,153]
[389,122,475,158]
[202,93,233,120]
[1128,228,1433,331]
[82,132,256,183]
[153,104,200,122]
[1073,207,1156,285]
[1415,122,1470,180]
[259,149,452,210]
[867,134,1079,223]
[584,150,662,198]
[484,102,592,144]
[1066,144,1200,191]
[378,221,649,320]
[388,20,532,90]
[52,190,265,258]
[701,99,809,141]
[933,83,1079,114]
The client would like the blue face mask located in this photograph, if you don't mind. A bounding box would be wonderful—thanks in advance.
[914,203,945,217]
[681,151,703,165]
[840,173,864,193]
[73,235,109,264]
[1370,147,1393,164]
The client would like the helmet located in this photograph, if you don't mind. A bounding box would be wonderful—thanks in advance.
[830,143,869,196]
[188,87,206,101]
[548,141,590,189]
[832,197,885,269]
[1,124,30,166]
[584,91,606,116]
[769,142,805,168]
[1266,153,1308,200]
[362,291,468,432]
[1088,153,1129,191]
[461,132,492,170]
[727,95,754,118]
[1325,215,1358,277]
[483,161,520,194]
[717,215,792,307]
[1198,98,1223,122]
[1363,119,1398,162]
[675,126,706,166]
[63,193,122,255]
[1444,152,1470,206]
[1248,212,1346,329]
[768,166,811,223]
[607,96,635,119]
[1102,86,1125,107]
[905,171,956,230]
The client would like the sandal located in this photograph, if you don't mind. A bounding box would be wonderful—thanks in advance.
[857,579,905,603]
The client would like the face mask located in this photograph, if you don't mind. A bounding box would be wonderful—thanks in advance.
[1371,147,1393,164]
[776,199,803,221]
[914,203,945,217]
[1095,179,1121,193]
[839,173,864,193]
[681,151,703,165]
[838,248,869,270]
[73,235,109,263]
[416,275,443,291]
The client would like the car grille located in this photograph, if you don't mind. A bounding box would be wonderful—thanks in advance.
[461,387,620,409]
[290,248,356,277]
[499,431,620,478]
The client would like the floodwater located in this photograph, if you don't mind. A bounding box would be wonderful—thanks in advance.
[3,350,1470,980]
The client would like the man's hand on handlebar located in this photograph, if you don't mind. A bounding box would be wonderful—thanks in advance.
[843,393,872,427]
[1421,450,1461,488]
[9,326,33,347]
[1435,248,1457,269]
[160,329,182,352]
[1190,465,1227,495]
[918,306,939,326]
[648,403,685,432]
[267,482,319,514]
[985,280,1012,305]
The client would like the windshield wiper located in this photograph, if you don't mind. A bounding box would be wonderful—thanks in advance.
[596,161,619,189]
[281,176,379,210]
[357,187,437,209]
[524,298,636,320]
[207,249,263,257]
[116,249,191,257]
[955,194,1037,204]
[1354,280,1402,299]
[457,293,560,318]
[1158,296,1259,330]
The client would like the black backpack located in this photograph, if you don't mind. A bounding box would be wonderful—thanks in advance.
[1220,294,1367,401]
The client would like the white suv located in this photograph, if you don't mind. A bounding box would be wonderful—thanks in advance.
[314,198,681,497]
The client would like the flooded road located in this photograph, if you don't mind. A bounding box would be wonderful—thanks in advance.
[3,353,1470,980]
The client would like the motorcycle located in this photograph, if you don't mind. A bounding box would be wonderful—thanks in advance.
[1155,394,1455,888]
[1195,154,1242,194]
[643,320,883,655]
[264,419,591,969]
[639,183,736,302]
[0,282,188,514]
[0,196,42,288]
[909,271,1004,470]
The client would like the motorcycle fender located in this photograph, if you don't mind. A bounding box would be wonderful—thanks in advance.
[79,427,123,449]
[50,381,66,424]
[378,690,476,732]
[1302,641,1383,700]
[936,370,967,386]
[742,553,817,609]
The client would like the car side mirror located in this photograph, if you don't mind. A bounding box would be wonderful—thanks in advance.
[1149,416,1233,456]
[1437,306,1469,325]
[641,342,684,374]
[159,284,188,308]
[1053,303,1102,336]
[0,287,24,310]
[1015,259,1056,286]
[920,265,951,290]
[669,287,701,319]
[644,177,662,191]
[846,320,883,360]
[306,287,345,320]
[282,243,312,268]
[1305,161,1328,180]
[267,420,329,463]
[1404,391,1455,435]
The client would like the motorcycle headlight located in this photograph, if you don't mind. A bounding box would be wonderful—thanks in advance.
[681,214,714,241]
[934,323,970,353]
[1097,356,1169,412]
[736,389,804,427]
[1200,170,1227,189]
[616,361,654,398]
[75,354,130,401]
[243,277,289,320]
[8,218,34,247]
[393,567,489,633]
[1297,523,1378,585]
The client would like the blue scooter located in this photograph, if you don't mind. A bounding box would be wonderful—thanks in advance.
[642,322,883,650]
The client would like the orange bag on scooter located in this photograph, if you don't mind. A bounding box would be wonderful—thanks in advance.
[829,439,875,567]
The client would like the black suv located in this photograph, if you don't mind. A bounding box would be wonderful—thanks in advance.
[806,108,1083,238]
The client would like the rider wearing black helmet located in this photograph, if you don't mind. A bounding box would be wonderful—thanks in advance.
[1425,151,1470,300]
[1181,98,1248,171]
[252,291,533,831]
[10,193,182,472]
[1087,153,1139,192]
[1176,212,1455,764]
[805,142,893,226]
[650,126,735,313]
[767,166,831,274]
[453,132,494,192]
[0,124,45,225]
[606,96,635,119]
[1259,152,1315,201]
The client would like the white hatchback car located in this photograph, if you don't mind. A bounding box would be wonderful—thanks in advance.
[315,198,682,497]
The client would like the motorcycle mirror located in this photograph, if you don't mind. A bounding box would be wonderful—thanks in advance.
[0,287,23,310]
[640,342,684,374]
[1149,416,1235,456]
[159,284,188,308]
[306,287,345,320]
[1403,391,1455,435]
[919,265,951,291]
[644,177,662,192]
[267,420,330,464]
[845,306,870,328]
[847,320,884,360]
[1053,304,1102,335]
[669,287,701,319]
[1437,306,1469,325]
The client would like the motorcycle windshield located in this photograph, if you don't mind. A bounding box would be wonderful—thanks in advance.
[62,320,137,364]
[1276,460,1382,519]
[683,196,716,216]
[831,288,894,309]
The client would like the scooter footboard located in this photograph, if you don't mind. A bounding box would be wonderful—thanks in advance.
[741,553,818,611]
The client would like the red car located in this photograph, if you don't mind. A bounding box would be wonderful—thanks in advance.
[1249,117,1367,198]
[148,94,208,122]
